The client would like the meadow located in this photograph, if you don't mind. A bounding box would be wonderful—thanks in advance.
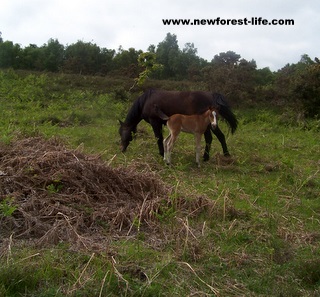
[0,69,320,296]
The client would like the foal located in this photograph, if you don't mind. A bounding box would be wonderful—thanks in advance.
[163,107,218,167]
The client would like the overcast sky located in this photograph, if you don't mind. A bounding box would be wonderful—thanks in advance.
[1,0,319,70]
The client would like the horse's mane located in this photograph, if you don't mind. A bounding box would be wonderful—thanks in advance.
[212,93,238,134]
[124,89,154,126]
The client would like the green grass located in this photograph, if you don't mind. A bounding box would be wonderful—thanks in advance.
[0,69,320,296]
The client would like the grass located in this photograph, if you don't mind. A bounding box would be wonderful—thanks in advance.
[0,69,320,296]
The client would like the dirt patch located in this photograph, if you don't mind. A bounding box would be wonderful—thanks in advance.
[0,137,214,251]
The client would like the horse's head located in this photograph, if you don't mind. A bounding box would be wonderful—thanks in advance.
[119,120,135,152]
[209,107,218,129]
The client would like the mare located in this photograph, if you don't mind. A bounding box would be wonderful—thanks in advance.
[161,107,218,167]
[119,89,238,160]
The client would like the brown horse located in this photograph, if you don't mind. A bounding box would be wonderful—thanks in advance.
[162,107,218,167]
[119,90,238,160]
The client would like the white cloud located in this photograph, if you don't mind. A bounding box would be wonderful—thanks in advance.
[1,0,319,70]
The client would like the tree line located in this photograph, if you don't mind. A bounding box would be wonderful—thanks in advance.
[0,32,319,117]
[0,32,207,78]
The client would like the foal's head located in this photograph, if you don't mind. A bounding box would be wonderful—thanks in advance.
[208,107,218,129]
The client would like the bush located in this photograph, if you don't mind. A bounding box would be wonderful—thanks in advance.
[298,64,320,118]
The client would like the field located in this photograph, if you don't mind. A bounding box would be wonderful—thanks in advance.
[0,69,320,296]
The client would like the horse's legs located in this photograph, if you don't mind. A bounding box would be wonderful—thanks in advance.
[211,126,230,156]
[195,133,202,167]
[203,126,212,161]
[150,120,164,156]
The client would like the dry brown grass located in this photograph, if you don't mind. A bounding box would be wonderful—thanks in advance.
[0,137,216,251]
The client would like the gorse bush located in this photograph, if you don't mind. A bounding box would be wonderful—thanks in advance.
[297,64,320,118]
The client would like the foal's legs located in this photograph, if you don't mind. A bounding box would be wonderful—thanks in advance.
[166,134,174,165]
[195,133,202,167]
[163,134,171,164]
[165,130,179,165]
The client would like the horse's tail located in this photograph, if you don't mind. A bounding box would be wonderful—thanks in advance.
[213,93,238,134]
[154,104,170,120]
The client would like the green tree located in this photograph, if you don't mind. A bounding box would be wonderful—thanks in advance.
[155,33,180,78]
[266,53,320,114]
[295,57,320,117]
[19,44,44,70]
[63,41,102,74]
[253,67,276,103]
[202,51,257,103]
[272,55,311,106]
[99,48,115,74]
[112,47,142,76]
[0,41,21,68]
[181,43,208,80]
[255,67,274,86]
[212,51,241,67]
[43,38,64,72]
[147,44,156,53]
